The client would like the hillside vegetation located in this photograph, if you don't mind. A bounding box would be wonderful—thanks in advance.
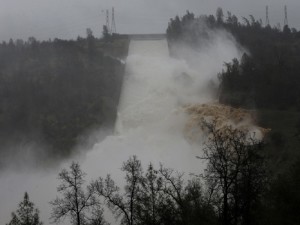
[167,10,300,167]
[166,10,300,225]
[0,31,129,166]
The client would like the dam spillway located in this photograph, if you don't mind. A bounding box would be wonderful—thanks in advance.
[115,38,174,133]
[0,31,243,225]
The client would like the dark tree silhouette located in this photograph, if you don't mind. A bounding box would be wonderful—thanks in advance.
[200,120,267,225]
[93,156,217,225]
[93,155,143,225]
[50,162,105,225]
[264,159,300,225]
[135,163,163,225]
[6,192,43,225]
[216,7,224,24]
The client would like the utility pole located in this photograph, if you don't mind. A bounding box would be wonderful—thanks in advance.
[111,7,117,34]
[284,5,288,26]
[265,5,270,26]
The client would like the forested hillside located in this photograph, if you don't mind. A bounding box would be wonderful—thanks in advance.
[166,11,300,225]
[0,31,129,166]
[167,9,300,110]
[167,10,300,166]
[3,9,300,225]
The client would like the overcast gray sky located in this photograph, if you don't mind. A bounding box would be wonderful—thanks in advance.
[0,0,298,41]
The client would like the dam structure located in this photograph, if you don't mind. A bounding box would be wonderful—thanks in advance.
[115,36,174,134]
[127,33,166,40]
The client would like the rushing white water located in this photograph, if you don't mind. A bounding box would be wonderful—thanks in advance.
[0,34,242,225]
[85,39,206,177]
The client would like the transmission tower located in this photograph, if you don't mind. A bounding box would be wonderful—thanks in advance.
[111,7,117,34]
[284,5,288,26]
[265,5,270,26]
[106,9,110,30]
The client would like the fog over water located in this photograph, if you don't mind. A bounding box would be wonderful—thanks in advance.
[0,30,242,224]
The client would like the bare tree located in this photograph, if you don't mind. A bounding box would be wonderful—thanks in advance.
[93,156,143,225]
[159,165,216,225]
[135,163,164,225]
[50,162,105,225]
[200,120,267,225]
[159,166,187,225]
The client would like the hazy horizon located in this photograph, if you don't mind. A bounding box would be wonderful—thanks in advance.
[0,0,299,41]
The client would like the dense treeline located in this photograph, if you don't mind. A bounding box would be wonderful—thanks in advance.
[167,9,300,110]
[48,124,299,225]
[9,121,299,225]
[0,30,129,165]
[6,123,300,225]
[167,10,300,152]
[166,10,300,163]
[8,158,300,225]
[7,122,273,225]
